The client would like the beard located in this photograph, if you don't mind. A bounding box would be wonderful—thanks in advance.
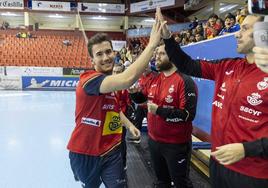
[156,60,173,71]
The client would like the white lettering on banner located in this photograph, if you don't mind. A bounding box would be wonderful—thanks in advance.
[112,40,127,52]
[212,100,223,109]
[0,0,23,9]
[240,106,262,116]
[6,66,63,76]
[50,80,78,87]
[32,1,71,11]
[78,3,125,13]
[0,76,22,90]
[130,0,175,13]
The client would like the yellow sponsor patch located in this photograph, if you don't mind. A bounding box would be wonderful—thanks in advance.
[102,111,122,135]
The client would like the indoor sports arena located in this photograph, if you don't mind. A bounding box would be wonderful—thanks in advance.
[0,0,268,188]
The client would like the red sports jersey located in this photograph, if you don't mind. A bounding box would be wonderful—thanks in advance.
[200,58,268,179]
[138,71,157,108]
[165,36,268,179]
[67,70,122,156]
[116,89,131,114]
[143,71,196,144]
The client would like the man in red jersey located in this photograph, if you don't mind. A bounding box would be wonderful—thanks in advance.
[67,16,163,188]
[157,8,268,188]
[130,42,198,188]
[128,65,158,144]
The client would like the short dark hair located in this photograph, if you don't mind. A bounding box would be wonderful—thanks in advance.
[208,13,218,20]
[225,13,235,20]
[87,33,113,57]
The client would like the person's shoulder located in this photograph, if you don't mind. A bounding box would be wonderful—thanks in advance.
[80,69,104,81]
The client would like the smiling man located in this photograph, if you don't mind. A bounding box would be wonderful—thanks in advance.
[67,16,163,188]
[157,8,268,188]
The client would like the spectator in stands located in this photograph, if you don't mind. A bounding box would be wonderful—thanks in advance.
[129,41,197,188]
[216,18,225,30]
[189,35,196,44]
[20,32,27,38]
[196,24,204,36]
[195,33,204,42]
[204,13,222,39]
[181,37,189,46]
[114,51,121,64]
[16,32,21,38]
[158,8,268,188]
[67,17,163,187]
[219,13,240,36]
[27,32,32,38]
[63,39,71,46]
[189,17,199,30]
[235,9,242,24]
[174,34,182,44]
[2,21,9,30]
[238,6,249,25]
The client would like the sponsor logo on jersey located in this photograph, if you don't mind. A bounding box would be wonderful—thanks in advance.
[212,100,223,109]
[81,117,101,127]
[257,77,268,90]
[102,104,115,110]
[165,95,173,103]
[166,117,183,122]
[247,93,263,106]
[225,70,234,75]
[103,111,122,135]
[217,94,224,100]
[168,85,175,93]
[188,93,196,97]
[238,115,259,123]
[240,106,262,116]
[220,82,226,92]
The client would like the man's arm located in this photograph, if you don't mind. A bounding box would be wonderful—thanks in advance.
[164,37,202,77]
[99,18,163,94]
[119,111,140,138]
[155,8,202,77]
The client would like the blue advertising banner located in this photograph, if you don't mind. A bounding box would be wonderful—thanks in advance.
[181,34,244,133]
[22,76,79,90]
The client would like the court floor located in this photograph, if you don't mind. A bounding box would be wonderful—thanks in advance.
[0,90,105,188]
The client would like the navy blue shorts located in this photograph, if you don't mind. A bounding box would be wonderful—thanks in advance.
[69,146,126,188]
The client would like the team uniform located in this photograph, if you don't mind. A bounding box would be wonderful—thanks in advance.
[67,70,126,188]
[133,71,158,131]
[164,37,268,188]
[131,71,198,187]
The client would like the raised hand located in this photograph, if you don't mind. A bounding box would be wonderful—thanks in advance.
[156,7,171,39]
[253,46,268,74]
[148,9,165,48]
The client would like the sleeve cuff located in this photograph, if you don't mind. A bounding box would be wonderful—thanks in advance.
[243,140,262,157]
